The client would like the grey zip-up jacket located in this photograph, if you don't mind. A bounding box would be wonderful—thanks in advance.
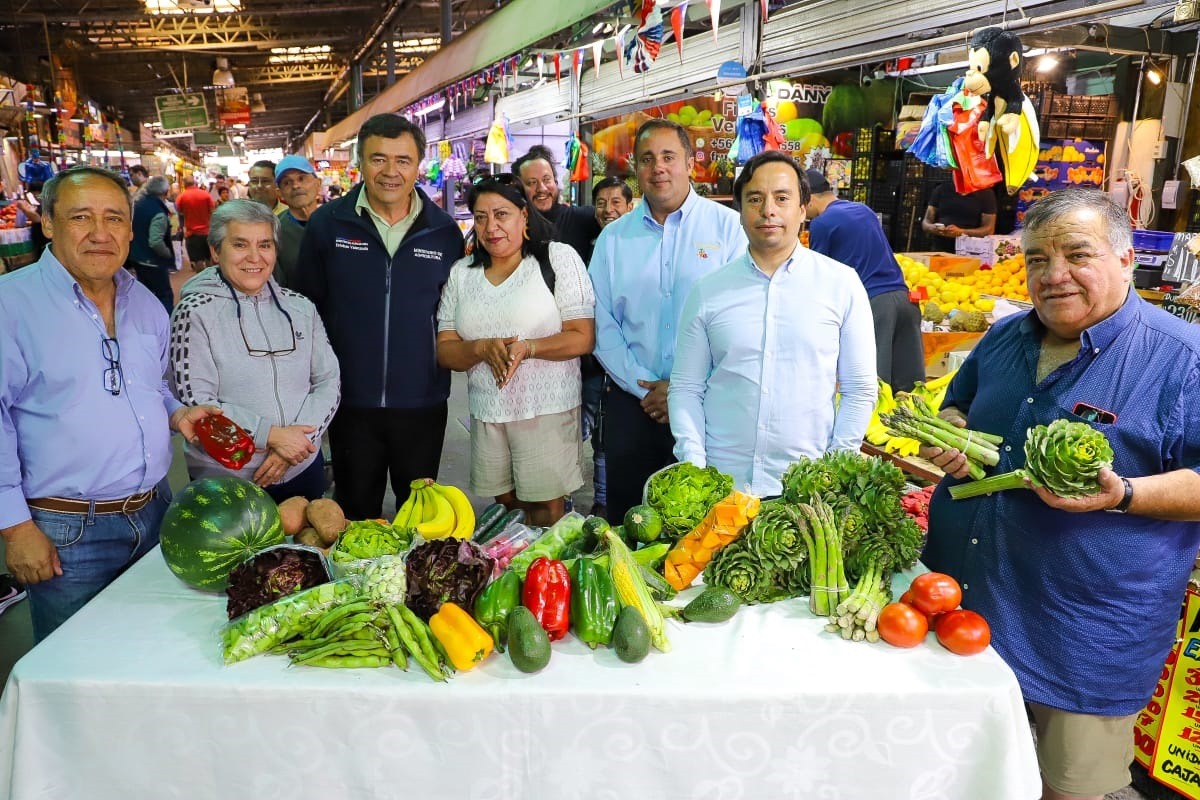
[169,266,341,483]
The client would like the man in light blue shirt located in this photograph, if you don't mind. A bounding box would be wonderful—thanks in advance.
[0,166,217,640]
[589,119,746,522]
[669,151,877,496]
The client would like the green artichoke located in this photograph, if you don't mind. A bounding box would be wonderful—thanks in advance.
[949,419,1114,500]
[705,540,771,603]
[747,504,807,572]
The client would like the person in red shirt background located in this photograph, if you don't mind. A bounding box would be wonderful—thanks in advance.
[174,175,216,271]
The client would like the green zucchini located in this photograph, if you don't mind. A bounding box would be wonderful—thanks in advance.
[471,504,506,542]
[476,508,526,545]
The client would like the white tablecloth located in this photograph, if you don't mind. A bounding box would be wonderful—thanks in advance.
[0,549,1040,800]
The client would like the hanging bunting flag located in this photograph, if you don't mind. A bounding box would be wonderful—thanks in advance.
[554,52,562,85]
[671,0,688,63]
[614,31,625,79]
[573,48,585,92]
[624,0,664,74]
[761,0,768,21]
[706,0,721,42]
[592,41,603,79]
[537,53,545,81]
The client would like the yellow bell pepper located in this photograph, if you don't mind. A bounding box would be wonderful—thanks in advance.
[428,602,494,671]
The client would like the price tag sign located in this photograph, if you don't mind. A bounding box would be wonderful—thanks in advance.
[1164,233,1200,285]
[1150,589,1200,798]
[1162,292,1200,324]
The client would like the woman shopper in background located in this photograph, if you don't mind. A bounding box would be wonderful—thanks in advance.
[436,175,595,526]
[169,199,340,502]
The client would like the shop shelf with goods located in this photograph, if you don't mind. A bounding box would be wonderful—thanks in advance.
[1035,91,1118,142]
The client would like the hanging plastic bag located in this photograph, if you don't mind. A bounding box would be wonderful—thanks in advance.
[947,94,1002,193]
[484,116,511,164]
[909,78,963,168]
[570,141,590,182]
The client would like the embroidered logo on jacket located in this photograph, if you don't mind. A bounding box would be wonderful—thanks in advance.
[412,248,445,261]
[334,237,370,252]
[695,241,722,260]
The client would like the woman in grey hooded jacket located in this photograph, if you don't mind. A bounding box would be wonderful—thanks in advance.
[169,199,340,502]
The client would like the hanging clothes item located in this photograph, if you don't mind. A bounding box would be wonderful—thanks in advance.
[624,0,664,74]
[484,115,512,165]
[734,100,784,163]
[947,93,1002,193]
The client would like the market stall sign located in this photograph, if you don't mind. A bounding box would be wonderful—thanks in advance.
[1135,600,1187,768]
[1164,233,1200,285]
[1149,588,1200,798]
[216,87,250,128]
[1161,291,1200,324]
[155,94,209,132]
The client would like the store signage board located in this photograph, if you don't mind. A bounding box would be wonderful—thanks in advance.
[155,94,209,132]
[216,87,250,128]
[1148,589,1200,798]
[1136,602,1187,768]
[1164,233,1200,285]
[1161,292,1200,324]
[192,130,224,146]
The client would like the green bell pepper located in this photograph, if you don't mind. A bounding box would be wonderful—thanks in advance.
[473,570,522,653]
[569,557,618,649]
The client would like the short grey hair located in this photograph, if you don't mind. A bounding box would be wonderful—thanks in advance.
[1021,187,1133,254]
[208,198,281,252]
[40,166,131,220]
[145,176,170,197]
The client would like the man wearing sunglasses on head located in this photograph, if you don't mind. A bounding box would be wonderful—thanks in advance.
[0,167,220,641]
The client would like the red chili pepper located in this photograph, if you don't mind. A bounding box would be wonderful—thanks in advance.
[522,557,571,641]
[194,413,256,471]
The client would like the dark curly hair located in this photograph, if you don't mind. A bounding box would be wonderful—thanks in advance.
[464,173,556,271]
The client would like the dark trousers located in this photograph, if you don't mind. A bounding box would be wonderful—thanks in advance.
[870,288,925,393]
[328,403,448,520]
[603,385,675,525]
[265,451,328,505]
[133,262,174,314]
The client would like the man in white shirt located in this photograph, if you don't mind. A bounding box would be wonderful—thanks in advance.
[668,151,877,496]
[589,119,746,522]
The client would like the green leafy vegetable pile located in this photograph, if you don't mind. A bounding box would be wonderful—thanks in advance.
[644,463,733,541]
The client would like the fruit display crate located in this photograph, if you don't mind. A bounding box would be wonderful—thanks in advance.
[850,126,898,209]
[1037,91,1117,141]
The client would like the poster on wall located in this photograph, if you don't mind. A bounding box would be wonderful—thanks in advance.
[1014,138,1105,227]
[216,87,251,128]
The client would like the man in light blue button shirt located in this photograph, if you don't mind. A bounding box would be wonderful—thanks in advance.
[669,151,877,497]
[589,119,746,523]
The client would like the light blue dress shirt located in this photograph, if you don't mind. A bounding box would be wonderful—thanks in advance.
[0,249,182,528]
[589,189,746,397]
[668,245,878,496]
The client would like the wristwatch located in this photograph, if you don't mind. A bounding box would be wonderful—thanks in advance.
[1109,476,1134,514]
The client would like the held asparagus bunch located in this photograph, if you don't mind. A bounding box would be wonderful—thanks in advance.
[824,561,891,643]
[880,395,1003,481]
[796,498,849,617]
[949,419,1113,500]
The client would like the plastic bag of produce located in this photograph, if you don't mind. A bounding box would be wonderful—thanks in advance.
[224,543,332,619]
[329,520,412,580]
[504,512,586,579]
[361,554,408,605]
[221,577,362,664]
[481,523,541,578]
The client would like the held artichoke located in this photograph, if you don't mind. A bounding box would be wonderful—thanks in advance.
[949,419,1114,500]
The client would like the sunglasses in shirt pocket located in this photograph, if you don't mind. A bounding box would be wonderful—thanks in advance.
[1065,401,1117,425]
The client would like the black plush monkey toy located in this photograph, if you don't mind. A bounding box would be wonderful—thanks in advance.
[963,27,1025,148]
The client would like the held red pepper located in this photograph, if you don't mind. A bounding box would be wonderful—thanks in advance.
[522,557,571,642]
[194,413,256,471]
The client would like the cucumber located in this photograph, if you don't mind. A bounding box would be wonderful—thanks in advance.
[476,508,525,545]
[471,504,505,541]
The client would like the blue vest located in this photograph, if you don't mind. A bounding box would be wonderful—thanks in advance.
[130,194,173,269]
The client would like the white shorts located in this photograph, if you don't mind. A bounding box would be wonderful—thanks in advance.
[469,407,584,503]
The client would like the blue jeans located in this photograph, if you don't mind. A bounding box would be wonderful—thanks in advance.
[25,479,171,642]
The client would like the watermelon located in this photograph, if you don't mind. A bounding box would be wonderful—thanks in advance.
[160,476,285,591]
[821,83,867,138]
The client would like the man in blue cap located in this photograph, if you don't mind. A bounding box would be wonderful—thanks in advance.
[274,154,322,288]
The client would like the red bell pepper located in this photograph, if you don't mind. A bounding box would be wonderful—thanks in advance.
[522,557,571,641]
[194,413,256,470]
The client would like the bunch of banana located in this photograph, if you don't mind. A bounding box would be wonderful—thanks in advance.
[392,479,476,540]
[864,371,958,458]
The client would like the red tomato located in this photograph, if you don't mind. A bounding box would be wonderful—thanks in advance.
[936,610,991,656]
[877,602,929,648]
[900,589,915,606]
[908,572,963,616]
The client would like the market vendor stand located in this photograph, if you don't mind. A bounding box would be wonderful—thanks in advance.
[0,549,1040,800]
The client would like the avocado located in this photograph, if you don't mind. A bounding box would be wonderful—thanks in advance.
[507,606,552,673]
[611,606,652,663]
[682,586,741,623]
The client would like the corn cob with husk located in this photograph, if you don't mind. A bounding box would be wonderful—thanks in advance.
[604,529,670,652]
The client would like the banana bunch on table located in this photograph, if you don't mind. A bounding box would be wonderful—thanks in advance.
[865,371,958,458]
[393,479,476,540]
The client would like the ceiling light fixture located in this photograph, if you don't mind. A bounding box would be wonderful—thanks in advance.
[212,57,235,87]
[1036,53,1059,72]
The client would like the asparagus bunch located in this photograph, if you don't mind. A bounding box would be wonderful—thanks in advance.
[824,561,892,643]
[796,497,849,617]
[880,395,1003,481]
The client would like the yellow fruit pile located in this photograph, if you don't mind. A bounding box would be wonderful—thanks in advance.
[969,254,1029,301]
[896,253,1028,313]
[865,372,958,457]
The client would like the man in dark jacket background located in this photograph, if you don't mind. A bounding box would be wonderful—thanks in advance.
[130,176,176,313]
[294,114,464,519]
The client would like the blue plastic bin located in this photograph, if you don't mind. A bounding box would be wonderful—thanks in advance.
[1132,230,1175,253]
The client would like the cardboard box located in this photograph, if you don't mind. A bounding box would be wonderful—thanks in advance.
[929,254,981,277]
[956,234,1022,266]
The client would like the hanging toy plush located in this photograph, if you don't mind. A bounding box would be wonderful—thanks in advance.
[964,27,1040,193]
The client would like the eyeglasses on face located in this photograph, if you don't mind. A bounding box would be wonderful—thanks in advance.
[101,337,122,396]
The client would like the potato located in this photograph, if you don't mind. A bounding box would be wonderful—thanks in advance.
[277,496,310,537]
[306,498,347,547]
[294,527,324,548]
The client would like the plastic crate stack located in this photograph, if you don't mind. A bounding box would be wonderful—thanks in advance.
[849,126,896,207]
[1038,92,1118,141]
[896,158,942,251]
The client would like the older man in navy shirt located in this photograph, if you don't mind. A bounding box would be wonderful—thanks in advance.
[922,188,1200,800]
[0,166,217,641]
